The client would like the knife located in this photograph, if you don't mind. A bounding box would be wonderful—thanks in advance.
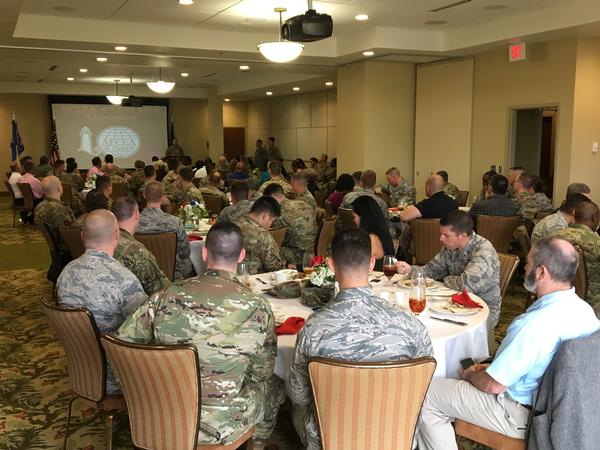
[429,316,468,326]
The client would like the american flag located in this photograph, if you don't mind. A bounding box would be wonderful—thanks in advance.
[50,118,61,164]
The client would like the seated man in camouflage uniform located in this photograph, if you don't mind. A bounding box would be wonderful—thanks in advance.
[101,154,125,177]
[553,201,600,314]
[382,166,416,206]
[513,173,541,225]
[437,170,460,201]
[235,196,285,275]
[128,160,146,196]
[199,169,229,206]
[264,183,318,267]
[397,210,501,342]
[291,172,318,212]
[57,209,147,393]
[255,160,292,198]
[532,175,554,213]
[161,158,179,187]
[117,222,284,448]
[138,181,194,280]
[112,197,170,296]
[165,166,204,205]
[104,163,127,185]
[531,193,591,246]
[338,170,390,231]
[287,229,433,450]
[60,159,85,216]
[218,180,252,224]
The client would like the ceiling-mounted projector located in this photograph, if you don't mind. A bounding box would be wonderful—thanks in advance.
[281,8,333,42]
[121,95,143,107]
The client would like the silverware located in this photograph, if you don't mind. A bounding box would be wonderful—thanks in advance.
[430,316,467,326]
[256,278,267,285]
[443,306,456,314]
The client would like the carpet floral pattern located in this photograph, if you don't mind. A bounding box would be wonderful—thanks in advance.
[0,200,528,450]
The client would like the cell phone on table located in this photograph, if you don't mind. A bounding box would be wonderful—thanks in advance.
[460,358,476,370]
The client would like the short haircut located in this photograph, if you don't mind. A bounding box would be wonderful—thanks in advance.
[531,237,579,283]
[95,175,111,192]
[205,222,244,264]
[182,155,192,166]
[532,176,545,194]
[331,228,372,271]
[9,162,19,172]
[560,193,591,213]
[246,178,259,191]
[566,182,591,198]
[263,182,284,197]
[230,181,249,201]
[134,160,145,169]
[304,168,318,182]
[482,170,497,185]
[436,170,449,182]
[335,173,355,192]
[510,166,526,172]
[518,173,535,190]
[179,166,194,182]
[40,155,49,165]
[167,158,179,171]
[23,161,35,173]
[54,159,65,167]
[291,159,306,172]
[82,209,117,247]
[144,165,156,178]
[490,174,509,195]
[20,155,32,165]
[92,156,101,167]
[268,136,275,143]
[310,157,318,164]
[250,196,281,218]
[440,210,474,236]
[352,171,363,182]
[385,167,400,176]
[84,188,110,212]
[144,181,165,203]
[111,197,138,222]
[360,170,377,189]
[574,201,600,229]
[152,156,159,162]
[268,160,282,176]
[66,160,78,173]
[104,154,114,163]
[66,157,75,165]
[208,170,222,185]
[291,172,307,186]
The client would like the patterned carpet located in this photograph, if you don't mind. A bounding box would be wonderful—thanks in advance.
[0,197,528,450]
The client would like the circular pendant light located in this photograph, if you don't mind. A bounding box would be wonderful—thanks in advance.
[258,8,303,63]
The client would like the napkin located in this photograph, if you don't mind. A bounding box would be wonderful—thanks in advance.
[276,317,305,335]
[451,290,482,309]
[188,235,203,241]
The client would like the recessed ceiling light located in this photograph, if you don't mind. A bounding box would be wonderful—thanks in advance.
[293,87,300,91]
[484,4,508,10]
[181,72,189,77]
[355,14,369,21]
[224,98,231,102]
[79,68,88,73]
[114,46,127,51]
[96,57,108,62]
[325,81,333,86]
[66,77,74,81]
[179,0,194,4]
[425,20,448,25]
[239,65,250,71]
[266,91,273,96]
[362,51,374,56]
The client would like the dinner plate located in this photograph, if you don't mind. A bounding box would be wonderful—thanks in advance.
[399,278,436,288]
[430,301,480,316]
[270,269,299,283]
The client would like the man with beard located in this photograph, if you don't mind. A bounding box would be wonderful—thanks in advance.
[416,237,600,450]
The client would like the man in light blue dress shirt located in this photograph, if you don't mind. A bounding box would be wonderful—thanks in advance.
[417,236,600,450]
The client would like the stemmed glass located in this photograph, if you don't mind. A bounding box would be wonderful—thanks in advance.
[383,255,397,283]
[303,251,316,275]
[236,262,250,287]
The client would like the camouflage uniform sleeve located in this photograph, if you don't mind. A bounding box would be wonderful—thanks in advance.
[441,246,498,296]
[120,273,148,318]
[116,295,158,343]
[176,224,191,259]
[517,196,539,221]
[285,325,312,406]
[403,183,417,205]
[257,232,285,272]
[122,243,171,296]
[246,300,277,383]
[421,250,450,281]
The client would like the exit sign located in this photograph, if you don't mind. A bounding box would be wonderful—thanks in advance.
[509,42,526,62]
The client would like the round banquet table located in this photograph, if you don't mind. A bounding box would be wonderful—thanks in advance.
[251,272,490,380]
[187,221,212,275]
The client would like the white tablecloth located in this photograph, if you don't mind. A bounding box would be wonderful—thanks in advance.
[187,221,212,275]
[251,272,489,380]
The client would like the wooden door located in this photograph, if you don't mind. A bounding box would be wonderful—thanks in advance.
[223,127,245,160]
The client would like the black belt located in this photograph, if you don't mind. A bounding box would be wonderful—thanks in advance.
[520,403,532,411]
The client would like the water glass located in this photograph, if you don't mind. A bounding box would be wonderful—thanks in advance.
[236,262,250,287]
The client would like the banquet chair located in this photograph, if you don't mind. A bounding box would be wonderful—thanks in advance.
[269,226,288,248]
[135,232,177,281]
[477,215,520,254]
[411,219,442,265]
[337,208,356,231]
[498,253,520,299]
[17,182,35,218]
[316,217,336,257]
[59,225,86,259]
[110,183,128,201]
[163,202,180,216]
[308,357,436,450]
[379,190,392,207]
[573,248,588,300]
[458,190,470,207]
[511,225,531,259]
[4,180,26,226]
[100,335,255,450]
[60,182,72,205]
[203,193,225,215]
[314,188,328,208]
[455,420,526,450]
[40,297,126,450]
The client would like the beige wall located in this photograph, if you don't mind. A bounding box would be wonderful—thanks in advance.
[471,38,577,204]
[223,101,248,128]
[415,58,474,200]
[245,90,337,161]
[570,37,600,204]
[169,98,208,162]
[1,94,51,192]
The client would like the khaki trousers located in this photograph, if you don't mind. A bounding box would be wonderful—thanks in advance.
[416,378,530,450]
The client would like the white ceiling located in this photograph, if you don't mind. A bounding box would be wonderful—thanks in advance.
[0,0,599,99]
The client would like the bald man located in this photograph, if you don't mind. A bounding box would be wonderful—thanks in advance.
[400,174,458,223]
[553,201,600,314]
[57,209,147,394]
[34,176,76,254]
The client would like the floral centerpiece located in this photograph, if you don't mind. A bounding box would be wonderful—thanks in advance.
[301,256,336,307]
[84,173,97,190]
[179,199,209,230]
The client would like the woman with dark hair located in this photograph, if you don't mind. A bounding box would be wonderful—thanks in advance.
[352,195,395,270]
[327,173,354,214]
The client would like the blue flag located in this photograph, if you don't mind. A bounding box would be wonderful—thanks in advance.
[10,119,25,162]
[168,117,175,145]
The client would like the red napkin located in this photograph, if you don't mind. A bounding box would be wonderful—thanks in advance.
[451,290,482,309]
[276,317,305,335]
[188,235,203,241]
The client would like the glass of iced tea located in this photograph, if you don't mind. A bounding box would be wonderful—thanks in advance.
[409,271,426,314]
[383,255,397,282]
[236,262,251,287]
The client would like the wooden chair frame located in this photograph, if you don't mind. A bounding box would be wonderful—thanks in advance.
[4,180,26,226]
[268,226,288,248]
